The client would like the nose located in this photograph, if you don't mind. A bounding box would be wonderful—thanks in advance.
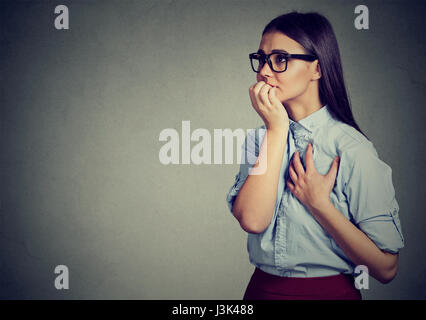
[257,60,273,82]
[259,60,273,77]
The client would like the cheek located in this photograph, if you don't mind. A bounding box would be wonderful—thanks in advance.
[276,68,310,95]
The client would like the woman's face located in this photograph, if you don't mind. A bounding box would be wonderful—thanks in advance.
[256,31,319,104]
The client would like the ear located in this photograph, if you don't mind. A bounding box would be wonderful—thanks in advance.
[312,60,321,81]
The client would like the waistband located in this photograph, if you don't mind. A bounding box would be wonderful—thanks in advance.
[249,267,359,297]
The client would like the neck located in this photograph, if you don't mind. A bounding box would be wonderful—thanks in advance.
[283,82,323,122]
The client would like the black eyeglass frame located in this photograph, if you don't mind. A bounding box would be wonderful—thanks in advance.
[249,52,318,73]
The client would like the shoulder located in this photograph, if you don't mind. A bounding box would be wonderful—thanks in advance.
[318,119,392,184]
[325,121,394,186]
[323,119,377,163]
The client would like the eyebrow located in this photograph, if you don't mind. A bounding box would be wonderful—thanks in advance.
[257,49,289,54]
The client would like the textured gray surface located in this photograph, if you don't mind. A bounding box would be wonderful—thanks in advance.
[0,0,425,299]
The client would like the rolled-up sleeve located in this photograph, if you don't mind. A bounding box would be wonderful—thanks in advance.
[225,127,261,215]
[342,142,405,253]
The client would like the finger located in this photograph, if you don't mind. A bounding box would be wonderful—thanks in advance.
[258,84,272,107]
[286,178,295,191]
[326,156,340,183]
[305,143,315,174]
[252,81,266,107]
[292,151,305,176]
[253,81,265,96]
[269,87,281,106]
[249,84,257,107]
[289,162,298,182]
[249,83,263,109]
[249,84,255,97]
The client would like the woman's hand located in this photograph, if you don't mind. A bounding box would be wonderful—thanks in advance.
[249,81,289,132]
[286,143,340,215]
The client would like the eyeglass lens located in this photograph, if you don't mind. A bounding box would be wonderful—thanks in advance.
[251,53,287,72]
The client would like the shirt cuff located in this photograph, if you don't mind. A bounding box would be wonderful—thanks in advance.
[357,207,405,254]
[226,172,245,214]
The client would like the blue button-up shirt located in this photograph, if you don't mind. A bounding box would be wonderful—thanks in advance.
[226,105,404,277]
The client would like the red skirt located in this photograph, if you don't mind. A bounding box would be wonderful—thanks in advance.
[243,267,362,300]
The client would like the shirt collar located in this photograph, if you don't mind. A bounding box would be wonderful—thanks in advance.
[288,105,332,133]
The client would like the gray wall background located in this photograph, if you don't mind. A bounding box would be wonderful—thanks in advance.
[1,0,425,299]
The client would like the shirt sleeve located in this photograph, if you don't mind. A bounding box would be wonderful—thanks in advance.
[341,141,405,254]
[225,127,263,215]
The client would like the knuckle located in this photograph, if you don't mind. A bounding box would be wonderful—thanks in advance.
[261,84,271,92]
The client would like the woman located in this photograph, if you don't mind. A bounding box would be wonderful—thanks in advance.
[226,11,404,300]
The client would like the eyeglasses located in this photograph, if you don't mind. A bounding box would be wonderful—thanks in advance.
[249,51,318,73]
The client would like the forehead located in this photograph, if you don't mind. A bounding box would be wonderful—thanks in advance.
[259,31,306,53]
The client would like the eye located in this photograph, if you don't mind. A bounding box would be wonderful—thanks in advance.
[275,54,287,63]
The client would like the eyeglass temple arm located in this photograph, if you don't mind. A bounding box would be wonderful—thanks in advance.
[287,53,318,61]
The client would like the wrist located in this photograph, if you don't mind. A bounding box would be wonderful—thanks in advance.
[266,126,288,136]
[308,199,334,218]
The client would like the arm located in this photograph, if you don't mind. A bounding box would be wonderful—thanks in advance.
[233,128,288,234]
[309,201,399,284]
